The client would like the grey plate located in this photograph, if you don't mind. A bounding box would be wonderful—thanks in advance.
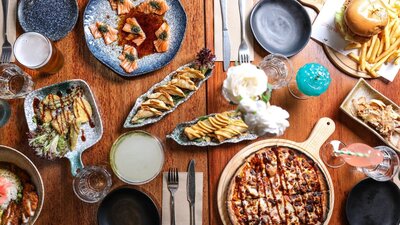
[24,79,103,176]
[340,78,400,153]
[18,0,79,41]
[167,111,259,147]
[83,0,187,77]
[123,63,214,128]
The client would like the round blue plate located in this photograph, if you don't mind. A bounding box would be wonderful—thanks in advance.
[18,0,79,41]
[83,0,187,77]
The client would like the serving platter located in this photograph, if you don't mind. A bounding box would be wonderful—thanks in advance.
[24,79,103,176]
[123,62,214,128]
[83,0,187,77]
[167,111,259,146]
[217,117,335,225]
[340,78,400,152]
[298,0,373,79]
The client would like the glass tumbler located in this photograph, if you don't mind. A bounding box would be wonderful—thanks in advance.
[0,63,34,99]
[362,146,400,182]
[73,166,112,203]
[259,54,293,89]
[14,32,64,74]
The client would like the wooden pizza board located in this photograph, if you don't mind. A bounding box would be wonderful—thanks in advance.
[298,0,373,79]
[217,118,336,225]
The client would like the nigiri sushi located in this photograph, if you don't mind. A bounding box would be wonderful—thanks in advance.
[89,22,118,45]
[122,18,146,46]
[154,22,170,53]
[118,45,138,73]
[137,0,169,15]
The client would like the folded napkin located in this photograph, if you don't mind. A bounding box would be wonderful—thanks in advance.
[214,0,255,62]
[0,0,17,61]
[162,172,203,225]
[312,0,398,81]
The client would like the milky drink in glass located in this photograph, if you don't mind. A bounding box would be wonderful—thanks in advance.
[14,32,64,74]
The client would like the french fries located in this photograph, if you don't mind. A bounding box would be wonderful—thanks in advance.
[344,0,400,78]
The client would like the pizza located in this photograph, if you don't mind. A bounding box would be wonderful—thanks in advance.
[227,146,330,225]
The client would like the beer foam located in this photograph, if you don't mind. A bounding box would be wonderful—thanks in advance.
[14,32,52,68]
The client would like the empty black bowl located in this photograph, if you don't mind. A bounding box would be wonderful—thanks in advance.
[250,0,311,57]
[97,187,160,225]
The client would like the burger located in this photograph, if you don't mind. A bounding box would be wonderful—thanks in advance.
[335,0,389,43]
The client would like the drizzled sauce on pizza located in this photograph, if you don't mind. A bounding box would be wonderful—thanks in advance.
[227,147,329,225]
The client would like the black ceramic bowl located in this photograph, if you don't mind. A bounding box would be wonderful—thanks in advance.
[250,0,311,57]
[97,187,160,225]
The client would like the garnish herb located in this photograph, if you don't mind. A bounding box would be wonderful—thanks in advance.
[158,31,168,40]
[98,25,109,33]
[125,53,136,62]
[149,1,161,10]
[131,26,141,34]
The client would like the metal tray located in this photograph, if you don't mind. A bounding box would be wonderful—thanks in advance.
[24,79,103,176]
[123,63,214,128]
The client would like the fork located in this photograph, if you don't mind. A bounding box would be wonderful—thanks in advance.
[1,0,12,63]
[167,168,179,225]
[238,0,250,64]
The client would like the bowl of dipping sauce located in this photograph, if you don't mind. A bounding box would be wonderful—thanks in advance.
[110,131,164,185]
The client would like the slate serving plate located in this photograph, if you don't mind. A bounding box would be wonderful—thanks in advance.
[167,111,259,147]
[98,187,160,225]
[346,178,400,225]
[340,78,400,153]
[123,63,214,128]
[24,79,103,176]
[18,0,79,41]
[83,0,187,77]
[250,0,311,57]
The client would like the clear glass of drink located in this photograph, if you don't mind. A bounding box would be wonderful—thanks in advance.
[0,100,11,127]
[13,32,64,74]
[0,63,34,99]
[73,166,112,203]
[362,146,399,182]
[258,54,293,90]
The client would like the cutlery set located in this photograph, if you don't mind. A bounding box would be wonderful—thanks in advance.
[220,0,250,70]
[167,159,196,225]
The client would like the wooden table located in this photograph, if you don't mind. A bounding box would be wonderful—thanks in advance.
[0,0,399,224]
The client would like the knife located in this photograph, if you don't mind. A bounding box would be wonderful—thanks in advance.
[187,159,196,225]
[220,0,230,71]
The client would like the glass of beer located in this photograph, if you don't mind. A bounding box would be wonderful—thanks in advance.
[13,32,64,74]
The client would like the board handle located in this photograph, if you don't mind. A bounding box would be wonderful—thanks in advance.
[297,0,325,13]
[299,117,336,158]
[67,151,84,177]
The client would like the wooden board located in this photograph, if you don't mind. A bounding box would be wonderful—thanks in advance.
[217,118,336,225]
[298,0,373,79]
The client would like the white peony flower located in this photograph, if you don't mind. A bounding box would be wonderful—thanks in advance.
[222,63,268,104]
[239,99,290,136]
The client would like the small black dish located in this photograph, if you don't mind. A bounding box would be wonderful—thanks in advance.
[346,178,400,225]
[18,0,79,41]
[250,0,311,57]
[97,187,160,225]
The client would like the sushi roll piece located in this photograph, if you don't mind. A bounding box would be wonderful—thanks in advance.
[122,18,146,46]
[154,22,170,52]
[118,45,138,73]
[137,0,169,15]
[89,22,118,45]
[131,106,162,123]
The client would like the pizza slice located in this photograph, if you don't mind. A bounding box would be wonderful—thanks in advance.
[302,192,328,225]
[228,162,260,201]
[242,198,261,224]
[283,195,301,225]
[295,155,323,193]
[275,147,302,195]
[286,194,307,224]
[227,201,247,225]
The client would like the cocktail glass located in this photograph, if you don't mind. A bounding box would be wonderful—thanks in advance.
[259,54,293,90]
[320,140,399,181]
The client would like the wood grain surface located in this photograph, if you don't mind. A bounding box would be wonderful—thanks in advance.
[0,0,399,225]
